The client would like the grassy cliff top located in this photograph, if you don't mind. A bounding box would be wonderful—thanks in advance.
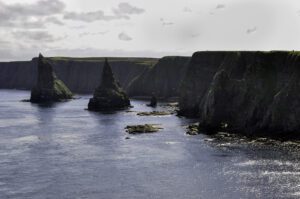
[45,57,159,66]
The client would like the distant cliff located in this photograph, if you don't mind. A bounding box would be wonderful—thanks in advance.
[179,51,300,138]
[0,57,158,93]
[0,56,190,98]
[127,56,190,98]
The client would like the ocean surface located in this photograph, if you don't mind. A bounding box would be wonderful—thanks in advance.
[1,90,300,199]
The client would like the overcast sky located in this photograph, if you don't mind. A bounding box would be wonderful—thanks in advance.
[1,0,300,61]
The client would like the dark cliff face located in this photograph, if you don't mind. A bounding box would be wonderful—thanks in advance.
[179,51,228,117]
[30,54,73,103]
[179,51,300,138]
[88,59,130,111]
[127,56,190,98]
[0,57,157,93]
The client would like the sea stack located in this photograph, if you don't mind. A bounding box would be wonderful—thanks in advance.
[88,58,130,111]
[30,53,73,103]
[148,94,157,107]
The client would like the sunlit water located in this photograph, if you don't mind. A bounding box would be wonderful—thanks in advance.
[1,90,300,199]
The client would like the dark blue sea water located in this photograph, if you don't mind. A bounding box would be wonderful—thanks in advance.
[1,90,300,199]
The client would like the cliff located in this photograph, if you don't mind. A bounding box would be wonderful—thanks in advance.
[88,59,130,111]
[127,56,190,98]
[179,52,228,116]
[0,57,158,93]
[30,54,73,103]
[179,51,300,138]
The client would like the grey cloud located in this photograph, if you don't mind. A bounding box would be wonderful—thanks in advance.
[12,31,63,42]
[64,2,144,23]
[79,31,109,37]
[5,0,65,17]
[246,27,257,34]
[183,7,192,12]
[113,2,145,15]
[118,32,132,41]
[69,25,86,29]
[0,0,66,28]
[216,4,225,9]
[64,11,125,23]
[190,33,200,38]
[160,18,174,26]
[0,18,62,29]
[163,22,174,26]
[45,17,64,26]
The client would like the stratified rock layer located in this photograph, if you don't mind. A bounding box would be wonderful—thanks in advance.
[88,59,130,111]
[179,51,300,138]
[30,54,73,103]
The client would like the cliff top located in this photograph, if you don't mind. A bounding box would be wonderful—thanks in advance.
[32,56,159,66]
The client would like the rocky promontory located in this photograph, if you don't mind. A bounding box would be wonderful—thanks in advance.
[88,59,130,111]
[179,51,300,139]
[30,54,73,103]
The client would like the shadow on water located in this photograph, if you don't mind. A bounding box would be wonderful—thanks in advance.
[31,102,58,109]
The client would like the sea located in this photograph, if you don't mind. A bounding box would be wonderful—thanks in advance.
[0,90,300,199]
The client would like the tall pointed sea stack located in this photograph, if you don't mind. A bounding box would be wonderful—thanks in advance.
[88,58,130,111]
[30,53,73,103]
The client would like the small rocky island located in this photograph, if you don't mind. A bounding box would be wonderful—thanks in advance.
[147,94,157,107]
[30,54,73,103]
[125,124,163,134]
[88,58,130,111]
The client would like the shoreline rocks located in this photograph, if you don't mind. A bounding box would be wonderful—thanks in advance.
[137,111,171,116]
[186,123,200,135]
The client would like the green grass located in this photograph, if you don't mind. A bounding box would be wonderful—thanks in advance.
[47,57,159,64]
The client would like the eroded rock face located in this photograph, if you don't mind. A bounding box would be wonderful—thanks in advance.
[180,51,300,138]
[127,56,190,98]
[30,54,73,103]
[88,59,130,111]
[261,72,300,137]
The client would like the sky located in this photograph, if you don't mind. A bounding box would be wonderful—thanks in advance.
[1,0,300,61]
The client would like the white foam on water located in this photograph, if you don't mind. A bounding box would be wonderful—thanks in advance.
[165,141,179,145]
[261,171,300,176]
[235,160,295,167]
[217,143,233,147]
[235,160,258,166]
[204,138,215,142]
[14,135,40,144]
[291,192,300,196]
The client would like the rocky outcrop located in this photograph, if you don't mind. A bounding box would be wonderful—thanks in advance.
[125,124,163,134]
[127,56,190,98]
[88,59,130,111]
[30,54,73,103]
[0,57,157,93]
[179,51,300,138]
[147,95,157,107]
